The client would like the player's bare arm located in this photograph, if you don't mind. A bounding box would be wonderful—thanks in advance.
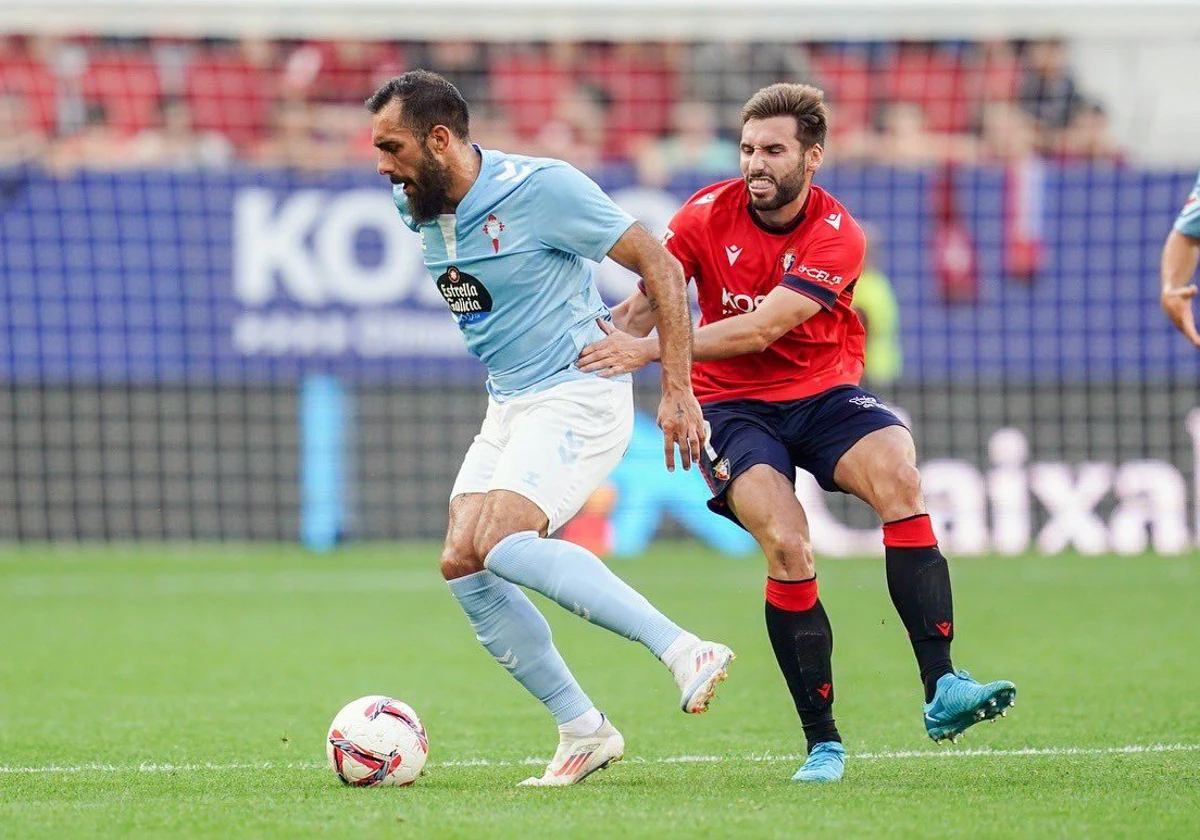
[579,286,823,375]
[605,223,704,471]
[609,289,658,337]
[1160,228,1200,348]
[690,287,822,360]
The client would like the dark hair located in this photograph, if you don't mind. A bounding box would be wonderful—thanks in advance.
[741,83,828,149]
[365,69,470,140]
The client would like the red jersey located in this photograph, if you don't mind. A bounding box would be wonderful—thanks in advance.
[661,179,867,404]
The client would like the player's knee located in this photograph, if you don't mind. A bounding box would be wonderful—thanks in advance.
[887,462,924,516]
[439,543,484,581]
[761,528,816,579]
[870,461,924,521]
[473,524,522,565]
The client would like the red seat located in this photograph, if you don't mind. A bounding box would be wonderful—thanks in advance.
[186,49,277,148]
[83,49,161,135]
[972,42,1021,104]
[489,51,573,141]
[0,49,56,135]
[582,50,677,156]
[877,44,970,133]
[288,40,403,104]
[811,47,872,136]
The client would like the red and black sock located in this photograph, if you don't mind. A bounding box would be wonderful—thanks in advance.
[883,514,955,702]
[764,576,841,752]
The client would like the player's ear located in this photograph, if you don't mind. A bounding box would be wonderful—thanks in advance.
[806,143,824,174]
[426,124,452,155]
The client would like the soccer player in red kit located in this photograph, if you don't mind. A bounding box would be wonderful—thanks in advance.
[578,84,1016,783]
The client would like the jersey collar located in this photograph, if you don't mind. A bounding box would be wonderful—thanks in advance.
[452,144,492,219]
[746,185,812,236]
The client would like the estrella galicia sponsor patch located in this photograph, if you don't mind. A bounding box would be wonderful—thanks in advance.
[437,266,493,325]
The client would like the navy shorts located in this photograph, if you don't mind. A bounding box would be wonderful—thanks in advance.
[699,385,906,529]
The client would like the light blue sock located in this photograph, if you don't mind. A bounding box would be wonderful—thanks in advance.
[485,531,684,657]
[447,569,594,725]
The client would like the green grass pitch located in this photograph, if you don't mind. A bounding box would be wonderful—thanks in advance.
[1,544,1197,838]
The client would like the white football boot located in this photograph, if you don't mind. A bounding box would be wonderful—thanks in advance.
[672,640,736,713]
[518,716,625,787]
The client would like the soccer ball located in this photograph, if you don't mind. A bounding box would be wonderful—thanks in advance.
[326,695,429,787]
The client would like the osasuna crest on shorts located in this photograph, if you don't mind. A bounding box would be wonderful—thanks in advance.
[393,147,635,401]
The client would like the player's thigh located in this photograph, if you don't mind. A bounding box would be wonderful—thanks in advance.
[441,492,486,580]
[727,464,815,580]
[789,386,908,497]
[487,376,634,538]
[832,424,925,522]
[443,402,506,579]
[699,401,792,525]
[449,391,507,503]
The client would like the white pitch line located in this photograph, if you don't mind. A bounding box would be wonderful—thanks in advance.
[1,744,1197,775]
[0,761,325,775]
[854,743,1200,761]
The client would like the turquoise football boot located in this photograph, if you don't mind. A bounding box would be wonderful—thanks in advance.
[924,670,1017,744]
[791,741,845,783]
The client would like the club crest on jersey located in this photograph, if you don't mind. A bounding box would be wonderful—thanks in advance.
[781,250,797,274]
[482,213,505,253]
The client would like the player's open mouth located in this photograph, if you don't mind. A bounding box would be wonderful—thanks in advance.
[747,177,775,195]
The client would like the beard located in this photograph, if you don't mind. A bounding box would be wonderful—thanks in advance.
[397,149,454,225]
[745,167,807,212]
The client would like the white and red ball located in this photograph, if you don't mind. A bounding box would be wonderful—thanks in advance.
[326,695,429,786]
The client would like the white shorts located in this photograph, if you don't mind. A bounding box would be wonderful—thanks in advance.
[450,376,634,533]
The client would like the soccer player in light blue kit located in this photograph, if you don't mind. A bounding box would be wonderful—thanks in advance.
[1161,170,1200,347]
[367,71,735,786]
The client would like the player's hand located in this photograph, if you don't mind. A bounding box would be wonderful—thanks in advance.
[1162,285,1200,348]
[657,387,705,472]
[576,320,657,376]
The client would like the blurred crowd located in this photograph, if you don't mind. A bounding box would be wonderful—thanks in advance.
[0,36,1122,177]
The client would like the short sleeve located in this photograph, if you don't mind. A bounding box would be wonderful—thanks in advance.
[780,225,866,311]
[533,164,636,262]
[1173,172,1200,239]
[662,206,701,282]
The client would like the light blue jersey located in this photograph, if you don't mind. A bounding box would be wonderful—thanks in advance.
[395,147,635,400]
[1174,170,1200,239]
